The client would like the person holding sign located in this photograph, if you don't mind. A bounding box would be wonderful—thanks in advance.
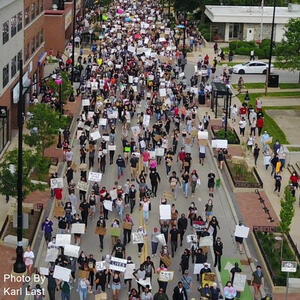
[116,154,126,180]
[95,216,106,252]
[123,213,134,246]
[224,281,237,300]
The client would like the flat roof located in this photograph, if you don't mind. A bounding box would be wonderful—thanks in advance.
[205,5,300,24]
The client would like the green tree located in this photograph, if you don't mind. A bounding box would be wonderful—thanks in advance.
[24,103,68,157]
[0,150,47,199]
[275,18,300,81]
[279,186,296,235]
[46,71,73,103]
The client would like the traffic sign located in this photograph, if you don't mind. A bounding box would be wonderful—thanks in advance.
[281,261,297,273]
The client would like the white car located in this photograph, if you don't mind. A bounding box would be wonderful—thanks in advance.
[232,61,273,74]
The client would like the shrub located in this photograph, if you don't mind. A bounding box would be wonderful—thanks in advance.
[259,39,271,49]
[255,48,266,59]
[229,41,258,51]
[215,129,239,144]
[235,47,252,56]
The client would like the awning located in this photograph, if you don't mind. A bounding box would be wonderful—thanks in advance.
[38,51,47,67]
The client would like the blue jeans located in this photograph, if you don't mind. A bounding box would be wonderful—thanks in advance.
[143,210,149,221]
[117,166,123,177]
[166,165,171,175]
[183,182,189,197]
[152,241,158,254]
[61,291,70,300]
[79,288,88,300]
[117,205,124,221]
[155,112,161,121]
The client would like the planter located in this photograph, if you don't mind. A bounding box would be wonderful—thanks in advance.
[252,230,300,293]
[224,158,263,191]
[283,144,300,166]
[211,126,240,145]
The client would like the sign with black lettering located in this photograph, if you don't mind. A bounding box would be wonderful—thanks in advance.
[109,256,127,272]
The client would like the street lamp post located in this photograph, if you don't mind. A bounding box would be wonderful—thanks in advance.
[183,12,187,56]
[55,78,63,149]
[275,236,283,261]
[13,59,26,274]
[89,29,93,45]
[71,0,77,85]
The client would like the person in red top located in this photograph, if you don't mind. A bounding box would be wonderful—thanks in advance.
[256,117,264,136]
[178,147,186,171]
[54,188,63,200]
[174,106,179,117]
[290,172,299,188]
[239,105,247,119]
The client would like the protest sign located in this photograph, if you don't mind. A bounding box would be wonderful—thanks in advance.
[124,263,136,280]
[102,135,110,142]
[64,244,80,258]
[96,261,106,271]
[82,99,90,106]
[224,261,234,272]
[53,266,71,282]
[137,277,152,289]
[50,178,64,189]
[234,225,250,238]
[193,263,211,274]
[132,232,144,244]
[158,271,174,282]
[131,126,140,135]
[77,181,88,192]
[143,114,150,127]
[149,151,156,159]
[45,248,58,262]
[55,234,71,247]
[90,131,101,141]
[155,148,164,157]
[160,204,171,220]
[110,256,127,272]
[233,273,247,291]
[39,267,49,276]
[198,131,208,140]
[211,139,228,149]
[103,200,113,211]
[88,172,102,182]
[99,118,107,126]
[199,236,213,247]
[110,227,121,237]
[156,234,166,245]
[108,145,116,151]
[159,88,167,97]
[71,223,85,234]
[109,189,118,200]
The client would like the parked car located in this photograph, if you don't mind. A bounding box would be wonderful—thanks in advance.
[232,61,273,74]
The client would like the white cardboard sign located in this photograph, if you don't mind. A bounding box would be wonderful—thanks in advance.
[160,204,171,220]
[234,225,250,238]
[71,223,85,234]
[82,99,90,106]
[199,236,213,247]
[124,263,136,279]
[50,178,64,189]
[110,257,127,272]
[88,172,102,182]
[53,266,71,282]
[194,263,211,274]
[90,131,101,141]
[132,232,144,244]
[55,234,71,247]
[103,200,113,211]
[64,244,80,258]
[158,271,174,282]
[233,273,247,292]
[211,139,228,149]
[45,248,59,262]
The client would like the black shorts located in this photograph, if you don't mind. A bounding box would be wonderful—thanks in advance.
[208,182,215,189]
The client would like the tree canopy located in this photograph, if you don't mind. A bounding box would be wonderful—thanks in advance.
[276,18,300,71]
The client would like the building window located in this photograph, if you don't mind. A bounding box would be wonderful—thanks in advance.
[32,37,36,54]
[31,3,36,21]
[2,21,9,44]
[36,1,39,16]
[17,12,22,31]
[39,0,43,13]
[11,56,17,78]
[36,33,39,49]
[2,64,9,88]
[25,7,29,25]
[40,28,44,44]
[17,50,22,69]
[25,43,30,61]
[11,16,17,37]
[0,115,9,154]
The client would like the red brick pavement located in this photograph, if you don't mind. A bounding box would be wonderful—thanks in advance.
[273,293,300,300]
[228,145,244,157]
[0,245,22,300]
[235,191,279,230]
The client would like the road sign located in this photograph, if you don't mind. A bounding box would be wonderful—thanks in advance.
[281,261,297,273]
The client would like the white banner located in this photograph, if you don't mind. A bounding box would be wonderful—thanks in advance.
[96,261,106,271]
[53,266,71,282]
[160,204,171,220]
[64,244,80,258]
[108,145,116,151]
[143,115,150,127]
[88,172,102,182]
[110,256,127,272]
[55,234,71,247]
[198,131,208,140]
[211,139,228,149]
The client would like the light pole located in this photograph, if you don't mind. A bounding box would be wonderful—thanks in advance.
[89,29,93,45]
[55,77,63,149]
[13,59,26,274]
[71,0,77,85]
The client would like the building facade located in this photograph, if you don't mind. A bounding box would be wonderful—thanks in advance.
[204,4,300,42]
[0,0,24,154]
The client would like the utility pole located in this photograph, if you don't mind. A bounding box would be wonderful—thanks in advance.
[13,59,26,274]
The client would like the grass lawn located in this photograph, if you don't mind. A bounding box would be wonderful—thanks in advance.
[232,82,300,90]
[220,258,253,300]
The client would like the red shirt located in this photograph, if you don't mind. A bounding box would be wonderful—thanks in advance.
[54,188,63,200]
[290,175,299,184]
[179,151,186,161]
[256,118,264,128]
[240,107,247,115]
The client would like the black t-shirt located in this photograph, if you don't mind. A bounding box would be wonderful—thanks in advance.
[87,258,96,269]
[113,243,125,258]
[58,219,67,229]
[80,201,90,213]
[230,266,241,283]
[208,173,215,183]
[182,174,189,183]
[142,261,154,276]
[170,228,179,241]
[274,174,282,182]
[130,157,139,168]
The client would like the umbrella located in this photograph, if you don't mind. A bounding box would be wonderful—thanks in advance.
[125,17,131,22]
[177,24,185,29]
[117,8,124,14]
[134,34,141,40]
[102,15,108,21]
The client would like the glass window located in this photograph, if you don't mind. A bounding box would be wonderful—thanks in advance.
[25,7,29,25]
[2,21,9,44]
[17,12,22,31]
[40,28,44,43]
[31,3,36,21]
[25,43,30,61]
[40,0,43,13]
[11,15,17,37]
[36,33,39,49]
[2,64,9,88]
[36,1,39,16]
[17,50,22,70]
[0,115,9,153]
[32,37,35,54]
[11,56,17,78]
